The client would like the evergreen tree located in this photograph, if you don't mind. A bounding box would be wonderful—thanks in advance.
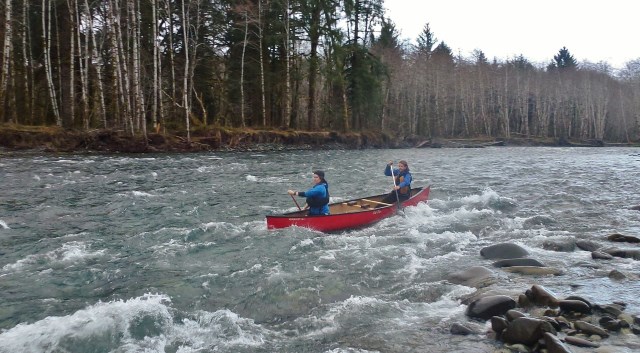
[432,41,454,66]
[510,54,534,71]
[548,46,578,70]
[416,23,437,58]
[472,49,488,66]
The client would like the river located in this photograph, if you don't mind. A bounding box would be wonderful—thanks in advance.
[1,147,639,352]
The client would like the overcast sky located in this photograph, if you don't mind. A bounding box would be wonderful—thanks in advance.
[384,0,640,69]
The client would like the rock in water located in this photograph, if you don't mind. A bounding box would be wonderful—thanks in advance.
[576,239,601,252]
[543,332,572,353]
[450,323,475,335]
[592,251,614,260]
[447,266,495,288]
[574,320,609,338]
[492,258,545,267]
[502,317,555,346]
[466,295,517,320]
[502,266,563,276]
[480,243,529,259]
[558,299,592,314]
[564,336,600,348]
[526,284,559,307]
[607,233,640,243]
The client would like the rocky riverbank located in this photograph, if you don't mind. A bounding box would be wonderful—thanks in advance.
[446,233,640,352]
[1,124,631,154]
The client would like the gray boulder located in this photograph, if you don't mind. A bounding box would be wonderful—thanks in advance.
[466,295,517,321]
[447,266,495,288]
[502,317,555,346]
[543,332,572,353]
[492,258,545,267]
[480,243,529,259]
[576,239,601,252]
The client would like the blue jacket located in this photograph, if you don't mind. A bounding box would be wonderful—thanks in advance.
[384,165,412,196]
[299,182,330,215]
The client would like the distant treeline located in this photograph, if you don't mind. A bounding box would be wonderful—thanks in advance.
[0,0,639,142]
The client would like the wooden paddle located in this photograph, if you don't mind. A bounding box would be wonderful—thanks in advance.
[290,194,302,211]
[389,163,401,210]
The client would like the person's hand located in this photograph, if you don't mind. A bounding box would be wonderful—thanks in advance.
[287,190,296,195]
[393,186,400,190]
[388,160,393,166]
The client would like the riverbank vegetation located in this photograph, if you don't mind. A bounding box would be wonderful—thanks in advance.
[0,1,639,150]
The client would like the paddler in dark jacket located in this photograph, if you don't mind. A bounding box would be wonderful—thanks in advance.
[381,160,412,204]
[287,170,330,215]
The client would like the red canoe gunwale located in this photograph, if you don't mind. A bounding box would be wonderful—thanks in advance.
[266,186,430,232]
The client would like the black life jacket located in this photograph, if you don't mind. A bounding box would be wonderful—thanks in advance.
[306,182,330,207]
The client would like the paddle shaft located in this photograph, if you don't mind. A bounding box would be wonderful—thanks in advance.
[389,164,401,209]
[290,194,302,211]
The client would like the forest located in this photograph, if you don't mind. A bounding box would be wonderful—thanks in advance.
[0,0,639,144]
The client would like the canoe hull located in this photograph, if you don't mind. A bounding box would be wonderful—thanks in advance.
[266,186,430,232]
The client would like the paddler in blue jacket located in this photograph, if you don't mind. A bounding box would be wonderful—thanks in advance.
[381,160,412,204]
[288,170,330,215]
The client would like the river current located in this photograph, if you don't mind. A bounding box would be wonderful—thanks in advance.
[1,147,639,352]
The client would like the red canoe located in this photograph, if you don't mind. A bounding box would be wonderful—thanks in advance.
[266,186,430,232]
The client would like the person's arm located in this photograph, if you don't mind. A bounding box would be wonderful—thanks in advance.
[398,173,412,188]
[300,184,323,198]
[384,160,394,176]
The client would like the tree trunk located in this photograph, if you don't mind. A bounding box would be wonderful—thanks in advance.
[240,10,247,127]
[258,0,267,126]
[66,0,76,126]
[165,0,177,120]
[22,0,34,124]
[283,0,291,128]
[42,0,61,126]
[307,4,320,130]
[151,0,159,132]
[85,0,106,128]
[181,0,191,141]
[0,0,13,122]
[74,0,90,129]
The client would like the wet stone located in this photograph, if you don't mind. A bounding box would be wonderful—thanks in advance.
[564,335,600,348]
[592,251,614,260]
[466,295,517,321]
[492,258,545,267]
[576,239,602,252]
[543,332,572,353]
[527,284,559,307]
[542,239,576,252]
[450,322,476,335]
[559,299,592,314]
[607,233,640,243]
[574,320,609,338]
[480,243,529,260]
[563,295,592,308]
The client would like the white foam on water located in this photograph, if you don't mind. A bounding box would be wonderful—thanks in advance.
[296,291,469,341]
[0,293,173,353]
[1,241,106,273]
[289,238,315,252]
[0,220,9,229]
[131,190,156,197]
[170,309,267,351]
[201,221,247,236]
[0,294,269,353]
[325,348,380,353]
[399,242,469,280]
[228,263,263,278]
[244,174,289,183]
